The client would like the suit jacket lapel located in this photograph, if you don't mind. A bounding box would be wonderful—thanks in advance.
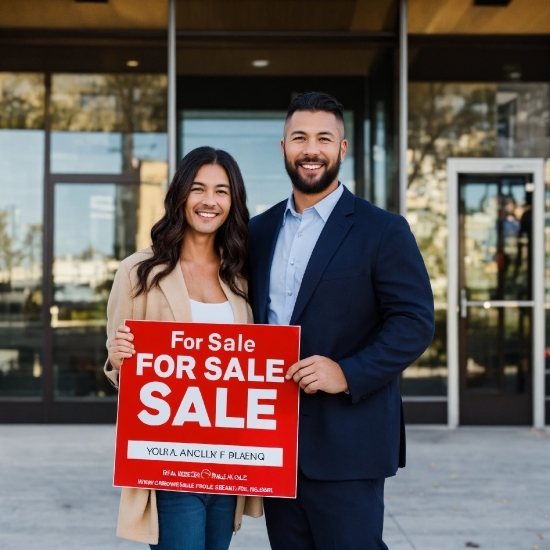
[255,202,285,324]
[290,187,355,325]
[158,263,192,322]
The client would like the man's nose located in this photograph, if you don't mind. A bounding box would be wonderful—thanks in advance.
[303,139,320,156]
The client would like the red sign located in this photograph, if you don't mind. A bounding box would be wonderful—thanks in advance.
[114,320,300,498]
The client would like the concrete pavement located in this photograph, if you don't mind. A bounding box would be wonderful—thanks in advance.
[0,425,549,550]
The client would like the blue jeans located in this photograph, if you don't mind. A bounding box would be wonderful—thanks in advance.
[151,491,237,550]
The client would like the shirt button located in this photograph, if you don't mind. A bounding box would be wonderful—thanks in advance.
[287,291,292,296]
[297,233,302,237]
[290,261,295,266]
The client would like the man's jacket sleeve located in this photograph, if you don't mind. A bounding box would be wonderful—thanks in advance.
[338,216,435,404]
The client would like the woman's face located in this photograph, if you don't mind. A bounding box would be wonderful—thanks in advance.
[184,163,232,236]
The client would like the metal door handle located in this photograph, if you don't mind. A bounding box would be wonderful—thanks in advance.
[459,288,534,319]
[460,289,467,319]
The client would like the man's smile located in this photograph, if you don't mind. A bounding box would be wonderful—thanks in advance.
[301,163,323,171]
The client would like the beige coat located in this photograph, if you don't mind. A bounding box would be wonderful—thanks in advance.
[104,248,263,545]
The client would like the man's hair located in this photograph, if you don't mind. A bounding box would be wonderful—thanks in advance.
[285,91,344,125]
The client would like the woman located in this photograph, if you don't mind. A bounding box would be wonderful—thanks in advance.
[104,146,262,549]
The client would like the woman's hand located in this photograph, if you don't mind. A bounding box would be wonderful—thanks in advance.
[108,325,135,371]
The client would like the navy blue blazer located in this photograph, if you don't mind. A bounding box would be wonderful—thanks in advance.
[248,187,434,480]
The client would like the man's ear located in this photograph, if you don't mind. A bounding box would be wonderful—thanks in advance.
[280,139,285,159]
[340,139,348,162]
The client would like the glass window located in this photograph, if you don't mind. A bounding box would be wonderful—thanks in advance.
[465,306,531,395]
[48,73,168,400]
[406,82,550,398]
[0,73,45,397]
[373,101,387,209]
[50,74,167,174]
[180,110,355,217]
[0,73,44,130]
[52,181,165,398]
[497,84,550,158]
[341,111,355,195]
[405,83,497,397]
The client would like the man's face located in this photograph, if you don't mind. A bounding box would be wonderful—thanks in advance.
[282,110,348,195]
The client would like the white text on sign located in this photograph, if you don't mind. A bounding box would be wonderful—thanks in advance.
[135,330,286,429]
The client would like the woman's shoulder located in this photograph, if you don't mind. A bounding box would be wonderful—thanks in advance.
[119,247,154,271]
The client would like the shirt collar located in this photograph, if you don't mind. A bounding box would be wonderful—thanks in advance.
[282,182,344,225]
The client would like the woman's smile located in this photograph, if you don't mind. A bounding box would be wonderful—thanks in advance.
[196,211,219,219]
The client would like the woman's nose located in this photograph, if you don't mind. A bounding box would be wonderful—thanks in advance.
[201,193,216,206]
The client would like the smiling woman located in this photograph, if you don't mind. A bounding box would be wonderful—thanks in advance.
[103,145,261,548]
[130,147,249,301]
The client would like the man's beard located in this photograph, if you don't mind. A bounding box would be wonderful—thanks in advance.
[284,152,341,195]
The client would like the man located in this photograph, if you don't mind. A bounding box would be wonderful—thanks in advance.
[248,92,434,550]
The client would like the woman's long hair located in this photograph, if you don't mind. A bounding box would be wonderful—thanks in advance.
[134,146,250,300]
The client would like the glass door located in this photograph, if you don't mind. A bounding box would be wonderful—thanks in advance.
[51,182,137,401]
[458,174,533,424]
[43,175,165,421]
[40,72,168,421]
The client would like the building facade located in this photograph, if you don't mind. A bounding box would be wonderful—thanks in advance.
[0,0,549,426]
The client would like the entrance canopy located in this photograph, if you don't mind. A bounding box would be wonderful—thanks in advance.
[0,0,398,76]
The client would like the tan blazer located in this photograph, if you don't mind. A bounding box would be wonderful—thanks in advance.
[104,248,263,545]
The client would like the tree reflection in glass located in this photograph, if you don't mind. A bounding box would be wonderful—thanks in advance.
[0,72,45,396]
[403,83,497,397]
[50,74,167,174]
[49,73,168,398]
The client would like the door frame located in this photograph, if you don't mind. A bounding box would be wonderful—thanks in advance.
[447,158,546,429]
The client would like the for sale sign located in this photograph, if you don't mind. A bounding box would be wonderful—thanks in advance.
[114,320,300,498]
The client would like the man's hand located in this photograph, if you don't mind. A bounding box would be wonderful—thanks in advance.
[286,355,349,394]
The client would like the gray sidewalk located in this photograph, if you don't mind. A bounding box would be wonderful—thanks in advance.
[0,426,549,550]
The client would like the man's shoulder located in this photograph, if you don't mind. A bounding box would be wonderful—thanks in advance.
[249,200,286,232]
[349,194,408,232]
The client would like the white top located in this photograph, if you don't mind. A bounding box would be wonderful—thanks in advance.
[190,299,235,324]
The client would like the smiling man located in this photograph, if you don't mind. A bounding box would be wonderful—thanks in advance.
[248,92,435,549]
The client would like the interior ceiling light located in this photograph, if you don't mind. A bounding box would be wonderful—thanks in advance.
[252,59,270,68]
[473,0,511,6]
[126,60,139,67]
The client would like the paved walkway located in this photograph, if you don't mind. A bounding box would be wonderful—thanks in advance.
[0,425,549,550]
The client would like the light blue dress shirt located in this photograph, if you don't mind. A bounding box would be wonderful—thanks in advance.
[268,183,344,326]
